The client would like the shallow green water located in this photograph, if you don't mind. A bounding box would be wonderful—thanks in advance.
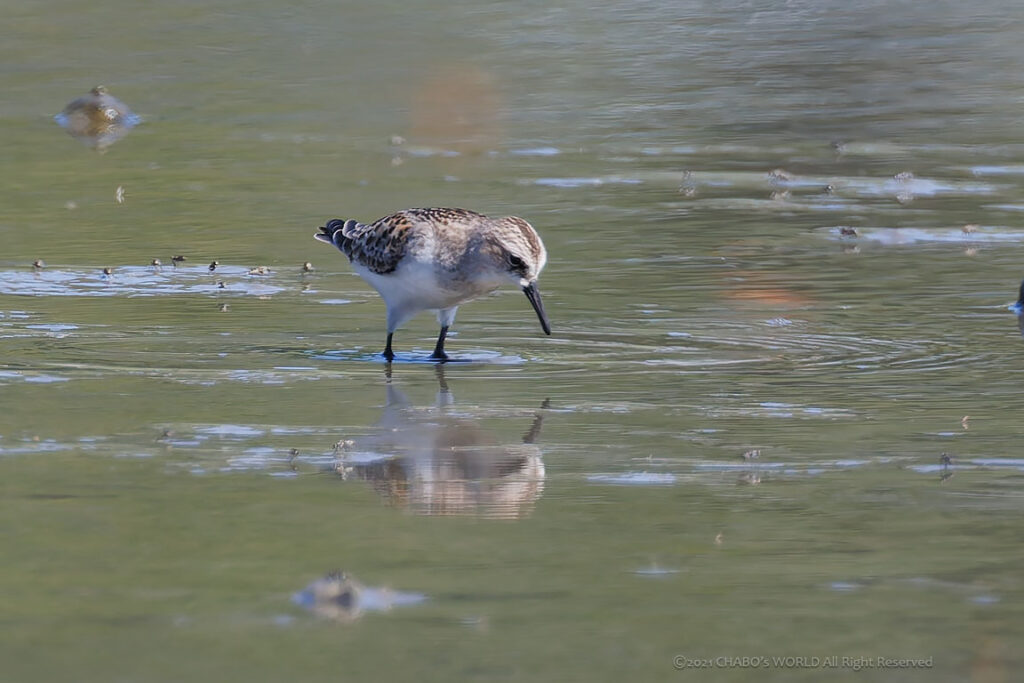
[4,1,1024,681]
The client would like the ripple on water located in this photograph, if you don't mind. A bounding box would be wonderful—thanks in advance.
[194,424,265,439]
[0,265,285,297]
[632,565,681,577]
[224,447,291,472]
[587,456,907,490]
[0,370,71,384]
[828,577,999,606]
[911,458,1024,474]
[526,176,643,188]
[507,147,561,156]
[818,225,1024,245]
[0,439,81,455]
[967,165,1024,176]
[309,348,525,365]
[586,472,677,486]
[662,324,983,376]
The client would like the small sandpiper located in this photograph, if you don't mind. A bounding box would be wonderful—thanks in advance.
[315,207,550,361]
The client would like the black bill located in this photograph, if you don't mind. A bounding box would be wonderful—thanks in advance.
[522,281,552,335]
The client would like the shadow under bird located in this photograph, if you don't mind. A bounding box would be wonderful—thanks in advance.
[315,207,550,361]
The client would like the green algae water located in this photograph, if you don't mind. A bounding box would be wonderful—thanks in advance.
[3,1,1024,680]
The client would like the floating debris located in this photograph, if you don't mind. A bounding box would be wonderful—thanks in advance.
[292,571,426,622]
[940,453,954,483]
[208,260,219,272]
[679,170,697,197]
[54,86,140,151]
[171,255,187,267]
[893,172,916,204]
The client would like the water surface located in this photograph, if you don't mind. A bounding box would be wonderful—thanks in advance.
[3,1,1024,681]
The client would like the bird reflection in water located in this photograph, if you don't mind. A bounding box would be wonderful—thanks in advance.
[335,365,547,518]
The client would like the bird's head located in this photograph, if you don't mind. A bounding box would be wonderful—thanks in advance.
[486,217,550,335]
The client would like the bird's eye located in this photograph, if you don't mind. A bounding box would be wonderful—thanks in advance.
[508,254,525,270]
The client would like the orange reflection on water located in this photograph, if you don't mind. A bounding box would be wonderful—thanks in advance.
[408,65,501,155]
[722,270,814,309]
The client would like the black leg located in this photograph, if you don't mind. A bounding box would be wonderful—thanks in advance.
[430,325,449,361]
[383,333,395,362]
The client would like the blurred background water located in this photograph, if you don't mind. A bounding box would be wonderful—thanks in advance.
[3,0,1024,680]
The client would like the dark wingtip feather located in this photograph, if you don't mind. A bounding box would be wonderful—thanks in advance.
[315,219,348,245]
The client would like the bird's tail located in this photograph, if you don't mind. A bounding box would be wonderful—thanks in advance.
[315,218,361,249]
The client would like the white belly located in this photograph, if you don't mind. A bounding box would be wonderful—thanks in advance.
[354,260,498,312]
